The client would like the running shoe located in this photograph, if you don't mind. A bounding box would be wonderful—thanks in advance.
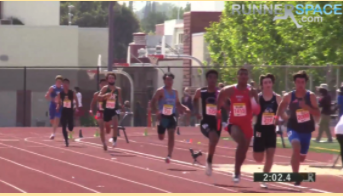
[103,144,108,151]
[165,156,171,163]
[66,141,69,147]
[294,181,301,186]
[112,140,116,147]
[68,132,73,139]
[205,162,212,176]
[50,134,55,140]
[260,182,268,188]
[233,174,240,183]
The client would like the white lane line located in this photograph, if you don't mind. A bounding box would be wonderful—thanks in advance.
[76,137,333,193]
[0,142,170,193]
[0,179,26,193]
[23,137,237,193]
[0,156,99,193]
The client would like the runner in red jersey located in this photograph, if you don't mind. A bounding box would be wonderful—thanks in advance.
[217,68,260,183]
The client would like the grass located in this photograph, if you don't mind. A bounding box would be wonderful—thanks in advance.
[220,137,341,155]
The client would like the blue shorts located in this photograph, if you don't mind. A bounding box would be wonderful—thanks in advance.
[49,104,61,120]
[287,128,312,155]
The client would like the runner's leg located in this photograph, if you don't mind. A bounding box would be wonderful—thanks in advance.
[165,116,177,163]
[60,114,68,146]
[67,111,74,137]
[230,125,251,181]
[263,130,276,172]
[111,114,119,147]
[253,128,265,162]
[287,129,301,172]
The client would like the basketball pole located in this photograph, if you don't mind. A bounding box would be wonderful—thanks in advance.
[108,1,116,71]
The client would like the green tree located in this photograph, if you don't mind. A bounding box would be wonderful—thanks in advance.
[140,11,168,33]
[60,1,140,60]
[205,1,343,92]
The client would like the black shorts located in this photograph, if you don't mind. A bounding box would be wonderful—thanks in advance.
[200,119,221,138]
[103,109,118,122]
[253,127,277,152]
[157,115,177,135]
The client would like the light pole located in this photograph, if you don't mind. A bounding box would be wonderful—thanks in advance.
[68,5,74,26]
[108,1,116,71]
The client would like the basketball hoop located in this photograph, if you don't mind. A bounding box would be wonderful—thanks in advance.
[87,69,98,80]
[114,63,129,71]
[148,55,164,65]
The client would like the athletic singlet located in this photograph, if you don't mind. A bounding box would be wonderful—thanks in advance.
[287,91,315,133]
[158,87,176,116]
[228,85,252,125]
[96,91,104,111]
[254,93,278,130]
[60,90,74,112]
[201,87,219,123]
[50,85,63,106]
[102,87,119,110]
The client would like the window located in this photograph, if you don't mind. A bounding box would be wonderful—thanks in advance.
[178,33,184,44]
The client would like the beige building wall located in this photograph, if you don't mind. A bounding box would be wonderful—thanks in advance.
[78,28,109,67]
[191,32,209,87]
[2,1,60,26]
[0,25,79,67]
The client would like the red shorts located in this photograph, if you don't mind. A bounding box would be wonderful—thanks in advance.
[75,107,84,117]
[95,111,103,120]
[227,123,253,139]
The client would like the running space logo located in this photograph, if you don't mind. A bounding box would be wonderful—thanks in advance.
[231,3,342,28]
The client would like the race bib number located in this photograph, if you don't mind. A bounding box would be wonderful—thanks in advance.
[233,103,246,117]
[296,109,310,123]
[206,104,217,116]
[262,113,274,125]
[98,102,104,110]
[106,100,115,109]
[162,104,173,115]
[63,101,71,108]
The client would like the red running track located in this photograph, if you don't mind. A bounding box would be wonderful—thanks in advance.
[0,127,342,193]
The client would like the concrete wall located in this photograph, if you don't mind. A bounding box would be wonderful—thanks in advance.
[0,25,79,67]
[164,19,183,36]
[78,28,108,67]
[191,1,225,12]
[2,1,60,26]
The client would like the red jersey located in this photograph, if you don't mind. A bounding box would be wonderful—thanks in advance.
[229,85,253,125]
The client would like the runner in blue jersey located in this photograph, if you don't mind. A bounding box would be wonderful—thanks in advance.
[45,75,64,140]
[151,72,190,163]
[275,71,320,186]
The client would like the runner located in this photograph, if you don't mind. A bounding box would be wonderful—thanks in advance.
[45,75,64,140]
[275,70,320,186]
[193,70,221,176]
[253,74,287,188]
[98,72,124,148]
[217,68,260,183]
[89,79,108,150]
[56,78,79,147]
[151,72,190,163]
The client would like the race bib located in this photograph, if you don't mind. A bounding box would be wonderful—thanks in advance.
[98,102,104,110]
[162,104,173,115]
[262,113,274,125]
[63,100,71,108]
[106,100,115,109]
[233,103,246,117]
[296,109,310,123]
[206,104,217,116]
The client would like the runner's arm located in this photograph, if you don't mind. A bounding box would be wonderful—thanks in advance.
[276,94,288,120]
[97,86,107,101]
[90,92,98,113]
[307,93,321,116]
[217,86,234,111]
[193,88,201,114]
[73,91,79,108]
[275,93,291,120]
[151,89,162,113]
[45,86,53,100]
[175,90,189,113]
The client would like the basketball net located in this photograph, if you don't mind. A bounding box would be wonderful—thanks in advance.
[87,70,97,80]
[148,55,159,66]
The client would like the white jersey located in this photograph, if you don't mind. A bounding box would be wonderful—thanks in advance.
[335,115,343,134]
[74,92,82,108]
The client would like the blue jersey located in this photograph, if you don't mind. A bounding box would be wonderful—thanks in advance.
[49,85,63,106]
[158,87,176,116]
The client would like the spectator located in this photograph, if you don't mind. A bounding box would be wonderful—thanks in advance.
[181,87,193,126]
[74,87,83,131]
[121,100,131,126]
[315,84,333,142]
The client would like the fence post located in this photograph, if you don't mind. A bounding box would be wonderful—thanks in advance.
[96,66,100,91]
[168,66,170,72]
[23,66,27,127]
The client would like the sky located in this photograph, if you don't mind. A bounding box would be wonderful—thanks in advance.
[118,1,189,12]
